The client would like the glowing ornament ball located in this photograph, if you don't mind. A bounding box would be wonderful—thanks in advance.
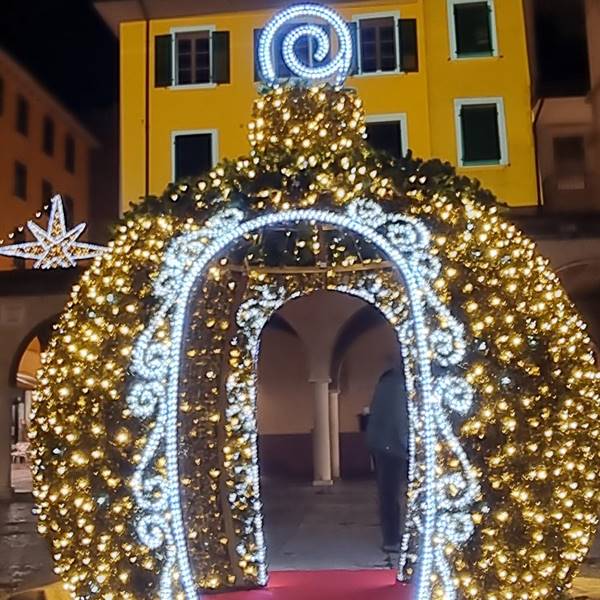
[30,8,600,600]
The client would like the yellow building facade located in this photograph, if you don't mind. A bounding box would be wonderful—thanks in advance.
[96,0,537,211]
[0,49,97,270]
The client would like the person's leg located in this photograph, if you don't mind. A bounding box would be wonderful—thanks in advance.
[397,455,409,537]
[376,452,401,549]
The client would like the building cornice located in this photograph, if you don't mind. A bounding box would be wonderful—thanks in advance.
[94,0,410,35]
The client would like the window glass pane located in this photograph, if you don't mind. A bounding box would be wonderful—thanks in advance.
[454,2,493,56]
[174,133,213,180]
[194,37,211,83]
[360,17,397,73]
[366,121,403,159]
[460,103,501,163]
[176,31,211,85]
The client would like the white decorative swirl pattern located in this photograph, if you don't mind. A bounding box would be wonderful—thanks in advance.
[126,199,480,600]
[257,4,353,86]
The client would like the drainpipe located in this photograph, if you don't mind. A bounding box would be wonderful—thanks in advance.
[532,97,546,213]
[140,0,150,198]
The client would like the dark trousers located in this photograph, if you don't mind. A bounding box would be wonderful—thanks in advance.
[373,451,408,546]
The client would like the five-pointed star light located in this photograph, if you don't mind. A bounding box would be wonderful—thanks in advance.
[0,194,107,269]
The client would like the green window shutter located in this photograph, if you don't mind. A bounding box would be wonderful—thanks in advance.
[212,31,231,84]
[460,103,501,164]
[347,22,359,75]
[155,34,173,87]
[254,29,264,82]
[399,19,418,72]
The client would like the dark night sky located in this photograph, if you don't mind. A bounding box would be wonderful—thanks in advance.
[0,0,591,123]
[0,0,118,120]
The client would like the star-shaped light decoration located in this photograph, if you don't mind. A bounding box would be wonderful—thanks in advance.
[0,194,107,269]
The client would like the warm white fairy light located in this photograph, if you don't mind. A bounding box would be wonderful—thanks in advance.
[257,3,353,86]
[0,194,107,268]
[127,199,478,600]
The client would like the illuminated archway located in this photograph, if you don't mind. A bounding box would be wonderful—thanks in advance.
[31,4,600,600]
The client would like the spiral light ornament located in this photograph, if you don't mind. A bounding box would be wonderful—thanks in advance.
[257,3,353,86]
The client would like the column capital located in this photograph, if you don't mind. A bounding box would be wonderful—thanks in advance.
[309,376,331,385]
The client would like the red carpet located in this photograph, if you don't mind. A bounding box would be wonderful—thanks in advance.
[214,570,412,600]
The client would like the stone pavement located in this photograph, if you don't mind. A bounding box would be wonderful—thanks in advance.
[1,479,600,598]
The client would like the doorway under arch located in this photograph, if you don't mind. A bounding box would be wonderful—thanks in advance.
[9,317,56,493]
[255,289,407,572]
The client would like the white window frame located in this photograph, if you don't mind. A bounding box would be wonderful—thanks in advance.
[170,25,217,90]
[351,11,403,78]
[454,97,508,167]
[171,129,219,182]
[365,113,409,158]
[447,0,498,60]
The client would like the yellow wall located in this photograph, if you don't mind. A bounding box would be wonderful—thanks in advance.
[119,0,537,210]
[0,51,96,270]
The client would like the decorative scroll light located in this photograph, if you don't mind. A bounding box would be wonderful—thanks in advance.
[0,194,107,268]
[257,3,353,86]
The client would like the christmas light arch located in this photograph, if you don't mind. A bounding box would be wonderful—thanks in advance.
[31,4,600,600]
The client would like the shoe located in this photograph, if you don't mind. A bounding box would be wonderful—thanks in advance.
[382,542,401,553]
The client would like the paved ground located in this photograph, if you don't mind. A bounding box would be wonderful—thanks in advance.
[2,477,600,598]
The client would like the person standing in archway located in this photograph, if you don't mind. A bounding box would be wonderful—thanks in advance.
[367,362,409,554]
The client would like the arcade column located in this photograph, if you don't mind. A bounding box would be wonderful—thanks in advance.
[310,377,333,486]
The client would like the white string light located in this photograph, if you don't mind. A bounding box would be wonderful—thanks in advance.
[0,194,107,268]
[257,3,353,86]
[127,199,479,600]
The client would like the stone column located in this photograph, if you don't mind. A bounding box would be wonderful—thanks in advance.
[329,388,340,479]
[311,378,333,486]
[0,381,15,500]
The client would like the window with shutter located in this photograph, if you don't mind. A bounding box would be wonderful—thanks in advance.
[41,180,53,206]
[43,116,55,156]
[173,132,215,180]
[399,19,418,72]
[155,34,173,87]
[347,22,359,76]
[456,99,506,165]
[14,161,27,200]
[175,31,211,85]
[212,31,230,84]
[65,134,76,173]
[365,118,407,159]
[352,13,418,76]
[165,28,230,87]
[16,95,29,135]
[450,0,496,58]
[359,16,397,73]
